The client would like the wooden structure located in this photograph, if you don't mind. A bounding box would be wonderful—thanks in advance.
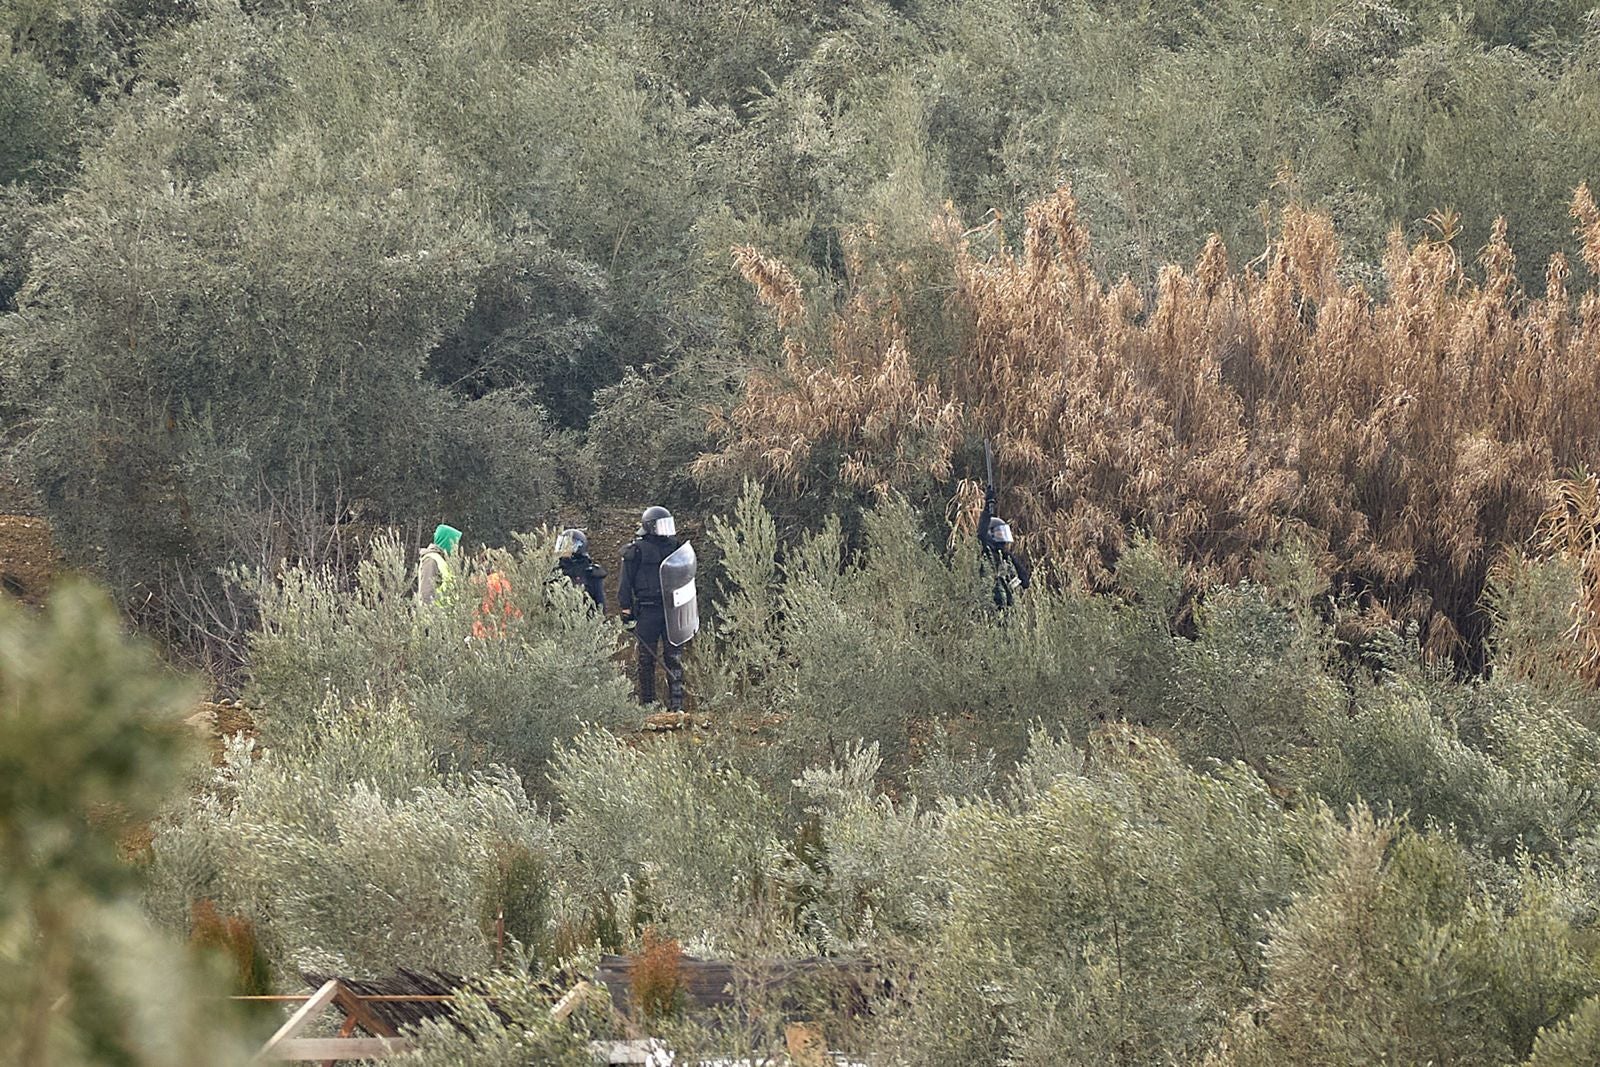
[240,957,872,1063]
[247,979,415,1062]
[240,969,589,1063]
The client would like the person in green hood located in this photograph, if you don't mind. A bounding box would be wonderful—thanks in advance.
[418,523,461,606]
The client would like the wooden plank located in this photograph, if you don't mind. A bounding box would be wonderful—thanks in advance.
[338,995,456,1003]
[319,1015,360,1067]
[589,1039,663,1065]
[331,987,401,1038]
[550,980,592,1023]
[233,994,462,1003]
[253,980,342,1061]
[260,1037,414,1061]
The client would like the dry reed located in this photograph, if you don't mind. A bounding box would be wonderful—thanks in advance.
[703,186,1600,659]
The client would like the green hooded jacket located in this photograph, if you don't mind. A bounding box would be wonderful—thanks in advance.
[418,524,462,606]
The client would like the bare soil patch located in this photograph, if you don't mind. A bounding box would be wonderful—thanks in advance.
[0,514,59,605]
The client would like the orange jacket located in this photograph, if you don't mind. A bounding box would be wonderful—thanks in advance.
[471,570,523,639]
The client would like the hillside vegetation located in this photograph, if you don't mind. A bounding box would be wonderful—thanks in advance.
[10,0,1600,1064]
[55,496,1600,1064]
[711,187,1600,661]
[8,0,1600,648]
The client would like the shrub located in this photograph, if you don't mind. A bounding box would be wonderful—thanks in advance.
[1299,690,1530,854]
[1527,995,1600,1066]
[247,534,633,791]
[1297,669,1600,859]
[481,842,555,973]
[547,730,784,946]
[147,698,555,978]
[883,728,1313,1066]
[703,488,1125,783]
[1485,549,1594,701]
[630,927,687,1023]
[0,584,254,1065]
[705,187,1600,661]
[788,743,946,952]
[703,488,1339,792]
[396,972,599,1067]
[189,900,272,997]
[1211,814,1600,1066]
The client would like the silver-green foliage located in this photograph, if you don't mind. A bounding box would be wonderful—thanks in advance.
[247,535,633,790]
[704,489,1333,790]
[548,729,785,947]
[149,697,554,978]
[790,743,946,953]
[1213,813,1600,1066]
[1299,671,1600,859]
[704,489,1125,780]
[885,729,1313,1066]
[134,497,1600,1063]
[395,973,598,1067]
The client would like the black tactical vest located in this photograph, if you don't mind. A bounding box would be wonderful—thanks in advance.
[626,536,677,605]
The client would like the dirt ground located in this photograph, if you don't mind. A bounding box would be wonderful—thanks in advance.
[0,514,60,606]
[184,700,261,764]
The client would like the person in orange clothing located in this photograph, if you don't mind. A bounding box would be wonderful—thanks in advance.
[471,569,522,639]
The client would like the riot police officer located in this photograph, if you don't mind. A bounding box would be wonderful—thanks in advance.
[979,486,1031,608]
[619,506,693,710]
[554,528,606,611]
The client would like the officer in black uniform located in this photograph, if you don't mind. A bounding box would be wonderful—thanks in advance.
[619,506,687,710]
[979,485,1031,609]
[554,528,606,611]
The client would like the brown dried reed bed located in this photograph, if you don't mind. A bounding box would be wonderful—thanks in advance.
[704,186,1600,661]
[1539,471,1600,681]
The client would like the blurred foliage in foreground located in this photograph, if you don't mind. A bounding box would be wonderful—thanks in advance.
[0,584,252,1066]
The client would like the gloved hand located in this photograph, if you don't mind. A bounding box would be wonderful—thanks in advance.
[984,483,998,508]
[620,608,635,630]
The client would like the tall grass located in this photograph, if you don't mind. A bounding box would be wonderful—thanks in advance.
[705,186,1600,659]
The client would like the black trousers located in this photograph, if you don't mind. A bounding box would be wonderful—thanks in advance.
[634,606,686,710]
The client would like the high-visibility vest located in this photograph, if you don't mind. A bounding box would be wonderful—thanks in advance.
[421,548,453,603]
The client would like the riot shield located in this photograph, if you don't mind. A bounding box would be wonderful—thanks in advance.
[659,541,699,646]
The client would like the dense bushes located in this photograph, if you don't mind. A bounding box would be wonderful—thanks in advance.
[884,733,1313,1065]
[11,0,1600,652]
[699,484,1341,784]
[120,491,1600,1061]
[148,710,553,978]
[710,186,1600,664]
[144,533,634,978]
[246,535,632,786]
[12,1,1600,1059]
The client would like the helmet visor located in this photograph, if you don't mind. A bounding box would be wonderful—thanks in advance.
[654,515,676,536]
[989,520,1013,545]
[555,529,584,557]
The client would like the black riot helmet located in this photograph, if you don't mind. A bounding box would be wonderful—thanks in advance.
[555,528,589,558]
[640,506,676,537]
